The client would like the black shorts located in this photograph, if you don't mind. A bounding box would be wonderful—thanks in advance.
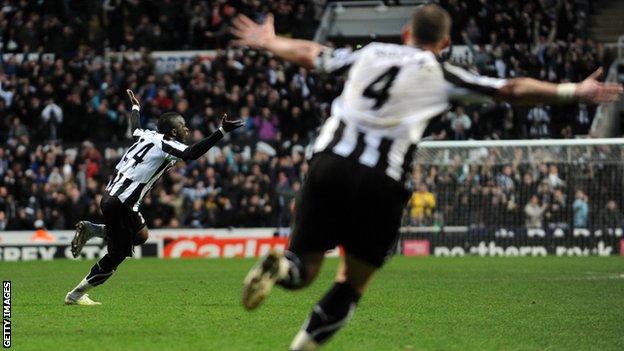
[288,152,410,268]
[100,193,146,257]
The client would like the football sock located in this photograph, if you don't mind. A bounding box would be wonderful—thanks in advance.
[277,250,307,290]
[290,282,361,350]
[85,221,107,238]
[69,254,125,297]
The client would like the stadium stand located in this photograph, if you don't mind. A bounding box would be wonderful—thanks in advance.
[409,141,624,229]
[0,0,620,231]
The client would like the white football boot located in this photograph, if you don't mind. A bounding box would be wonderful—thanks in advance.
[289,331,319,351]
[64,292,101,306]
[242,250,289,310]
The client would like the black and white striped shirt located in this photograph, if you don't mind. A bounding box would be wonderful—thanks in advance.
[313,42,507,185]
[105,128,189,211]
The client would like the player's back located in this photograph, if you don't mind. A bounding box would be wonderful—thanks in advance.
[314,42,449,184]
[115,129,171,181]
[106,129,179,210]
[332,42,448,140]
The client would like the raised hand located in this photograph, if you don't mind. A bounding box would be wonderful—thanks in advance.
[230,14,276,49]
[575,68,623,104]
[220,114,245,133]
[127,89,140,107]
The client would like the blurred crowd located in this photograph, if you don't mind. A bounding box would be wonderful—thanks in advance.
[0,137,308,230]
[0,0,320,53]
[0,0,622,231]
[406,146,624,229]
[430,0,610,140]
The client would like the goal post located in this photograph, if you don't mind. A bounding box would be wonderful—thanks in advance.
[399,138,624,257]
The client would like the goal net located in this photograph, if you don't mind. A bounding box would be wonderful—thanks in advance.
[400,138,624,256]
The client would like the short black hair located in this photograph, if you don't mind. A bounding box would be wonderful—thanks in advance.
[411,4,451,46]
[157,112,182,136]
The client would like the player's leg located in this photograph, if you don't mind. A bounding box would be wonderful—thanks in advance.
[276,251,324,290]
[289,253,375,351]
[132,224,149,245]
[333,253,376,292]
[242,154,339,309]
[277,152,345,291]
[70,226,149,297]
[65,251,126,305]
[65,195,137,305]
[289,160,408,349]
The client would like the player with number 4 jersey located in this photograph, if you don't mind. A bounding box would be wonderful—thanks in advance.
[231,4,622,350]
[64,90,243,306]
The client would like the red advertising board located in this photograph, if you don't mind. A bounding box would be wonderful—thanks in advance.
[402,240,430,256]
[621,239,624,256]
[163,236,288,258]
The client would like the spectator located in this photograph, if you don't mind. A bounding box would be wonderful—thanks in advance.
[526,105,551,138]
[496,165,515,194]
[573,190,588,228]
[65,186,88,227]
[599,200,622,229]
[545,165,565,189]
[8,208,33,230]
[41,98,64,140]
[517,172,537,207]
[154,89,173,111]
[546,189,568,229]
[449,105,471,140]
[409,183,436,225]
[254,107,279,142]
[275,171,295,228]
[524,195,546,229]
[238,194,273,227]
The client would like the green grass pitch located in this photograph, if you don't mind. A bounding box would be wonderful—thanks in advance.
[6,256,624,350]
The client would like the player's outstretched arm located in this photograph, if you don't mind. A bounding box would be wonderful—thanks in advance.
[230,14,324,69]
[496,68,623,105]
[177,114,244,161]
[127,89,142,130]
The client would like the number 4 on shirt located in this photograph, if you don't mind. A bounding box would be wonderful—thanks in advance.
[362,66,400,109]
[131,143,154,167]
[122,140,154,167]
